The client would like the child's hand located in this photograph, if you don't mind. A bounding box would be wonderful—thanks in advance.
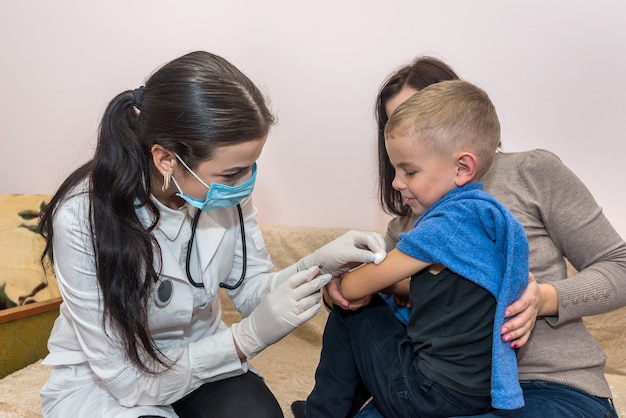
[325,275,372,311]
[393,294,411,308]
[383,278,411,307]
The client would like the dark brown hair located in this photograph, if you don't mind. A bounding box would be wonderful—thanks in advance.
[375,56,460,216]
[39,51,274,373]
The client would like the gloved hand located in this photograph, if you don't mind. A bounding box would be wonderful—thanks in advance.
[297,230,387,276]
[232,266,331,359]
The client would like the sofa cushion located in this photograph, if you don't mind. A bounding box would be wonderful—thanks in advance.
[583,307,626,376]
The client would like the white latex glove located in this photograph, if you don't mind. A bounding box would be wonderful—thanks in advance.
[232,266,331,359]
[297,230,387,276]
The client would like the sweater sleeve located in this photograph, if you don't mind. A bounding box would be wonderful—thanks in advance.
[384,214,418,251]
[521,150,626,323]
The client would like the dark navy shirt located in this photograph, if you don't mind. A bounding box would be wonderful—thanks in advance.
[407,267,496,396]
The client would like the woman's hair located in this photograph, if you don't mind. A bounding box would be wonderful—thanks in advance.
[375,56,460,216]
[39,51,274,373]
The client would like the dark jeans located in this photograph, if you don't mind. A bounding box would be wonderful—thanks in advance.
[172,371,283,418]
[450,381,618,418]
[366,296,620,418]
[306,294,491,418]
[354,381,618,418]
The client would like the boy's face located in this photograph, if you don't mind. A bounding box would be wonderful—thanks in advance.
[386,135,459,215]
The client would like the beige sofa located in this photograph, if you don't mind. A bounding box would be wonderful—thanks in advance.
[0,194,624,417]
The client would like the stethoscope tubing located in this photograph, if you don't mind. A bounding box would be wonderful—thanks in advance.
[185,204,247,290]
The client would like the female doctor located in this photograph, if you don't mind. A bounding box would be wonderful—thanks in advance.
[38,51,385,418]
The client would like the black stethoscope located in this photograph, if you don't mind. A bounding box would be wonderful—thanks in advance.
[156,204,247,306]
[186,204,247,290]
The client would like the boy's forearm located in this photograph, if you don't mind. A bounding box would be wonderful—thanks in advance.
[340,267,371,301]
[342,249,429,301]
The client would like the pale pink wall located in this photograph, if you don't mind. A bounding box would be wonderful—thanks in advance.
[1,1,625,239]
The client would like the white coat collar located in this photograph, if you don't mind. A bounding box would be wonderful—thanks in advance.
[149,196,190,241]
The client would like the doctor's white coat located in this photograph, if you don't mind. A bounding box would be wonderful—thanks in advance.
[40,185,284,418]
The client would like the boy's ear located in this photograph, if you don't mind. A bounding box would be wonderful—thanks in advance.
[151,144,177,175]
[455,152,478,186]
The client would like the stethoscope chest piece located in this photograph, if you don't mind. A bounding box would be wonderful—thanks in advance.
[155,279,174,307]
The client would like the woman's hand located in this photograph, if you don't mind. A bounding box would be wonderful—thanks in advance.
[297,231,386,276]
[232,266,331,359]
[324,275,372,310]
[501,273,540,348]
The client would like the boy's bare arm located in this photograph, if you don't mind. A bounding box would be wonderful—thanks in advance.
[341,248,430,301]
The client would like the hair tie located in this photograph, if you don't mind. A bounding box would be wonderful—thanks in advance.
[132,86,145,109]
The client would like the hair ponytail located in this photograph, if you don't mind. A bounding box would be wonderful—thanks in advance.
[91,91,166,372]
[41,91,167,373]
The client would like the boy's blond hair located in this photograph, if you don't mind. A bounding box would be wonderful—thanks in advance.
[384,80,500,180]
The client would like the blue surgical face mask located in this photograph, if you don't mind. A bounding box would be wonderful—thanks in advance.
[171,154,257,212]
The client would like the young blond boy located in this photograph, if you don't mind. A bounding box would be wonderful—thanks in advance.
[307,80,529,417]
